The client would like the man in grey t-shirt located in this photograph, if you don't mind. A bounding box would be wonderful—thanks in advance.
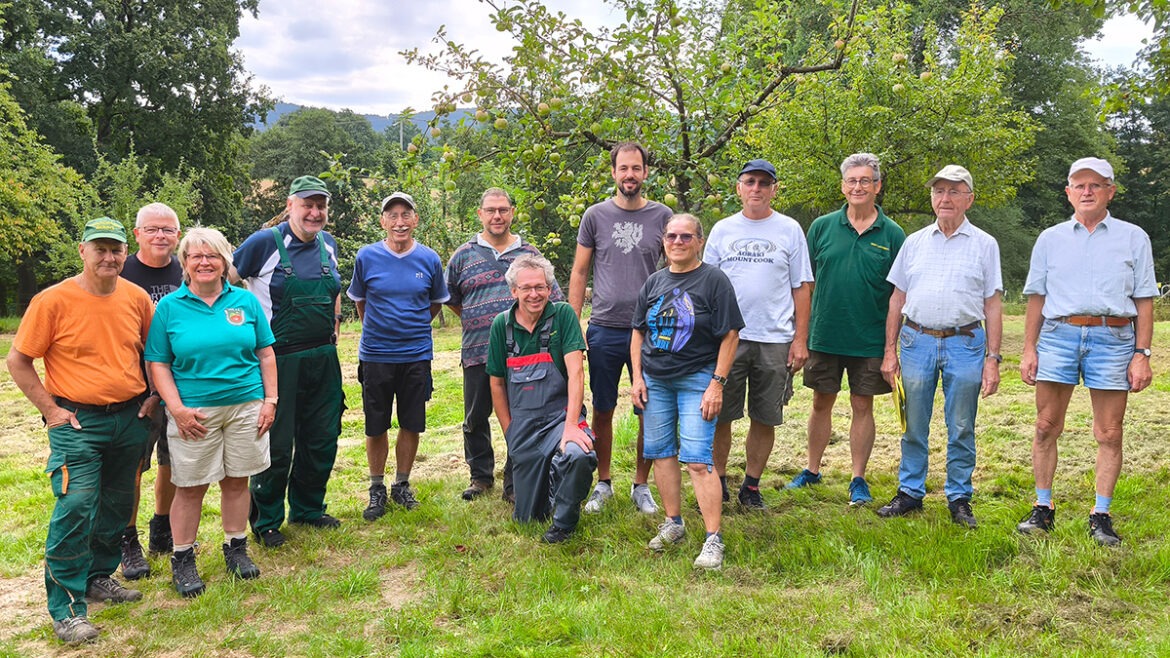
[569,141,672,515]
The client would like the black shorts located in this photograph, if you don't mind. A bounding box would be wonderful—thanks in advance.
[139,404,170,471]
[358,360,433,435]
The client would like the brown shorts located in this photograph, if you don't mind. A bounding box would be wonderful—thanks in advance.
[802,350,891,396]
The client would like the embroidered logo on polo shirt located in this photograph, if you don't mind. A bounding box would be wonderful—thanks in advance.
[225,308,245,326]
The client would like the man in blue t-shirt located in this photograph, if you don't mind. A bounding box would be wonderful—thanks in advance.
[348,192,450,520]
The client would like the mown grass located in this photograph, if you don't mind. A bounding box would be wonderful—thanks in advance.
[2,318,1170,656]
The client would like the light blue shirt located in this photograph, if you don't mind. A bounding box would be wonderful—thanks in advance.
[1024,213,1157,318]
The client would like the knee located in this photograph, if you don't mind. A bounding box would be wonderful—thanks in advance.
[849,394,874,416]
[1094,424,1123,449]
[685,462,711,478]
[1034,414,1064,441]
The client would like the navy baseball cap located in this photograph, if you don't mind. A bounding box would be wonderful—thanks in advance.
[738,159,777,179]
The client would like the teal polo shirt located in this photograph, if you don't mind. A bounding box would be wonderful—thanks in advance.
[145,281,277,407]
[807,205,906,357]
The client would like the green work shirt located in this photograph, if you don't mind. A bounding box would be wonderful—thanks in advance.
[807,205,905,358]
[486,301,586,381]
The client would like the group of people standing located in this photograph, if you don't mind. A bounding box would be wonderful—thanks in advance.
[9,141,1155,643]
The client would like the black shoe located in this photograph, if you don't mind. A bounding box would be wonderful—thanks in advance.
[1089,513,1122,546]
[390,481,420,510]
[876,491,923,518]
[223,537,260,579]
[171,548,204,598]
[737,486,766,511]
[86,575,142,603]
[721,480,730,503]
[255,528,286,548]
[1017,504,1055,534]
[541,525,574,544]
[502,488,516,505]
[948,497,977,529]
[292,513,341,529]
[462,480,492,501]
[148,513,173,554]
[120,528,151,580]
[364,483,388,521]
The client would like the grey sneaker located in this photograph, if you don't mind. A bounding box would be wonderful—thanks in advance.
[693,534,725,570]
[648,519,686,551]
[631,483,658,515]
[583,481,613,514]
[86,575,142,603]
[53,616,99,644]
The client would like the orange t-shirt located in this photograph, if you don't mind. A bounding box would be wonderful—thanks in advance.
[14,278,154,405]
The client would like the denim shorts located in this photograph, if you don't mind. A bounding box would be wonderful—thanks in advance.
[641,368,716,465]
[1036,319,1134,390]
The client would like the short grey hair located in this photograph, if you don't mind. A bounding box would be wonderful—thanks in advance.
[840,153,882,181]
[178,227,238,283]
[480,187,513,207]
[505,253,556,289]
[667,213,704,240]
[135,202,180,228]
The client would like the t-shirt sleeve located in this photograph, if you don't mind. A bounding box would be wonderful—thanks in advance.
[1133,230,1158,298]
[347,249,367,302]
[444,250,464,307]
[429,253,451,304]
[485,313,508,378]
[1022,231,1048,296]
[789,225,814,287]
[251,294,277,348]
[887,240,909,291]
[577,208,597,248]
[557,303,587,353]
[701,225,721,266]
[983,236,1004,297]
[709,269,745,335]
[232,230,268,280]
[632,278,652,331]
[13,292,53,358]
[144,300,174,363]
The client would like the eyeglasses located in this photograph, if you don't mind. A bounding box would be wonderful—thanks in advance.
[843,178,877,188]
[481,207,513,216]
[187,253,223,262]
[930,188,972,198]
[516,285,549,294]
[664,233,696,243]
[738,177,775,188]
[384,210,416,220]
[1070,183,1111,194]
[139,226,179,236]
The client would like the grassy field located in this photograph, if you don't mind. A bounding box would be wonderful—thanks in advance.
[3,317,1170,656]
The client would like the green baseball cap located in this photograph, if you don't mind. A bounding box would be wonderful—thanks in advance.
[289,175,331,199]
[81,217,128,243]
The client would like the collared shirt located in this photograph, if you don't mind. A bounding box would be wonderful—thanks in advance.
[1024,213,1156,318]
[887,217,1002,328]
[485,301,586,381]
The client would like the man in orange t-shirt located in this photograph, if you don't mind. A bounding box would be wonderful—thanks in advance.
[7,217,155,644]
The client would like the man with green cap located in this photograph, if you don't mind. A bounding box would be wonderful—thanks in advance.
[234,176,346,547]
[7,217,156,644]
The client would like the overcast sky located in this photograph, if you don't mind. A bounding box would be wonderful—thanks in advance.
[234,1,1152,116]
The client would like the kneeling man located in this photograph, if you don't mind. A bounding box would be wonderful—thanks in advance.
[488,255,597,543]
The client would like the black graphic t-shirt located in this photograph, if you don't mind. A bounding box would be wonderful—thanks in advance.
[121,254,182,304]
[633,263,744,379]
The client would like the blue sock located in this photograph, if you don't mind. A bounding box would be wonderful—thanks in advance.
[706,531,722,541]
[1093,493,1112,515]
[670,515,683,525]
[1035,488,1052,508]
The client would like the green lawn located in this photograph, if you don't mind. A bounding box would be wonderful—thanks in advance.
[2,318,1170,656]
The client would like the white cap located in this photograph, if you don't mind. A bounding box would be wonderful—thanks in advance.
[381,192,416,212]
[1068,157,1114,181]
[927,164,974,191]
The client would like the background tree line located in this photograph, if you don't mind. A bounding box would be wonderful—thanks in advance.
[0,0,1166,316]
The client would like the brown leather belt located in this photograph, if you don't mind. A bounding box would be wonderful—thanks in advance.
[903,319,981,338]
[1059,315,1132,328]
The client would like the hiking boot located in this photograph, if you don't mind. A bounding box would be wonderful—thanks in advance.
[693,534,725,571]
[876,491,923,518]
[390,481,420,510]
[462,480,492,501]
[364,483,388,521]
[648,519,686,551]
[1089,513,1122,547]
[1017,504,1055,535]
[148,513,173,554]
[948,497,977,529]
[849,477,873,507]
[737,486,766,511]
[53,616,99,644]
[541,525,574,544]
[631,483,658,515]
[255,528,286,548]
[583,481,613,514]
[502,488,516,505]
[171,548,204,598]
[223,537,260,579]
[786,469,822,489]
[292,513,341,529]
[120,528,151,580]
[86,575,142,603]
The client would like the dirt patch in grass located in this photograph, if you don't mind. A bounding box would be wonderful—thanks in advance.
[0,572,46,643]
[381,563,422,609]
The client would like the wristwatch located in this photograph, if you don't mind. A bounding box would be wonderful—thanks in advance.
[985,353,1002,363]
[711,373,728,385]
[1135,347,1152,357]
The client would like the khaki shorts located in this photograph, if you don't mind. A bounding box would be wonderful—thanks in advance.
[167,400,271,487]
[718,340,794,426]
[802,350,891,396]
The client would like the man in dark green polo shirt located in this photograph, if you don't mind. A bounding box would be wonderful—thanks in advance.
[791,153,906,505]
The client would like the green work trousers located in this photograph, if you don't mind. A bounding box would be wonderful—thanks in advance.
[250,343,345,532]
[44,406,147,620]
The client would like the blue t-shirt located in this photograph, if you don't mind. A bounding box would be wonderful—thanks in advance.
[145,282,277,407]
[233,222,341,321]
[347,240,450,363]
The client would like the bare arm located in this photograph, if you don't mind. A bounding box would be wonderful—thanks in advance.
[490,375,511,434]
[789,282,811,370]
[335,295,342,335]
[256,345,278,436]
[630,329,647,410]
[447,304,463,318]
[701,329,740,422]
[568,244,594,317]
[880,287,907,387]
[1130,297,1154,392]
[561,350,593,452]
[6,348,79,429]
[981,293,1003,398]
[355,299,366,323]
[430,302,442,321]
[1019,294,1045,386]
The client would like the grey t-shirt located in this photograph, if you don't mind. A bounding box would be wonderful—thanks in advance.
[577,198,672,328]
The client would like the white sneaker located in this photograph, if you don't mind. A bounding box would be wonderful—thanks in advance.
[630,483,658,515]
[583,481,613,514]
[647,519,686,551]
[693,534,724,570]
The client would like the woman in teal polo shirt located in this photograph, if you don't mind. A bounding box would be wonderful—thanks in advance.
[145,228,277,598]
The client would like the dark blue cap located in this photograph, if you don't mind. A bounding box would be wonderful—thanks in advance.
[738,159,777,179]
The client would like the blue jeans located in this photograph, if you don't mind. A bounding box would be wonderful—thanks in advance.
[897,325,985,501]
[642,367,716,466]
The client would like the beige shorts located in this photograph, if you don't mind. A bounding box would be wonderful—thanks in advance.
[167,400,271,487]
